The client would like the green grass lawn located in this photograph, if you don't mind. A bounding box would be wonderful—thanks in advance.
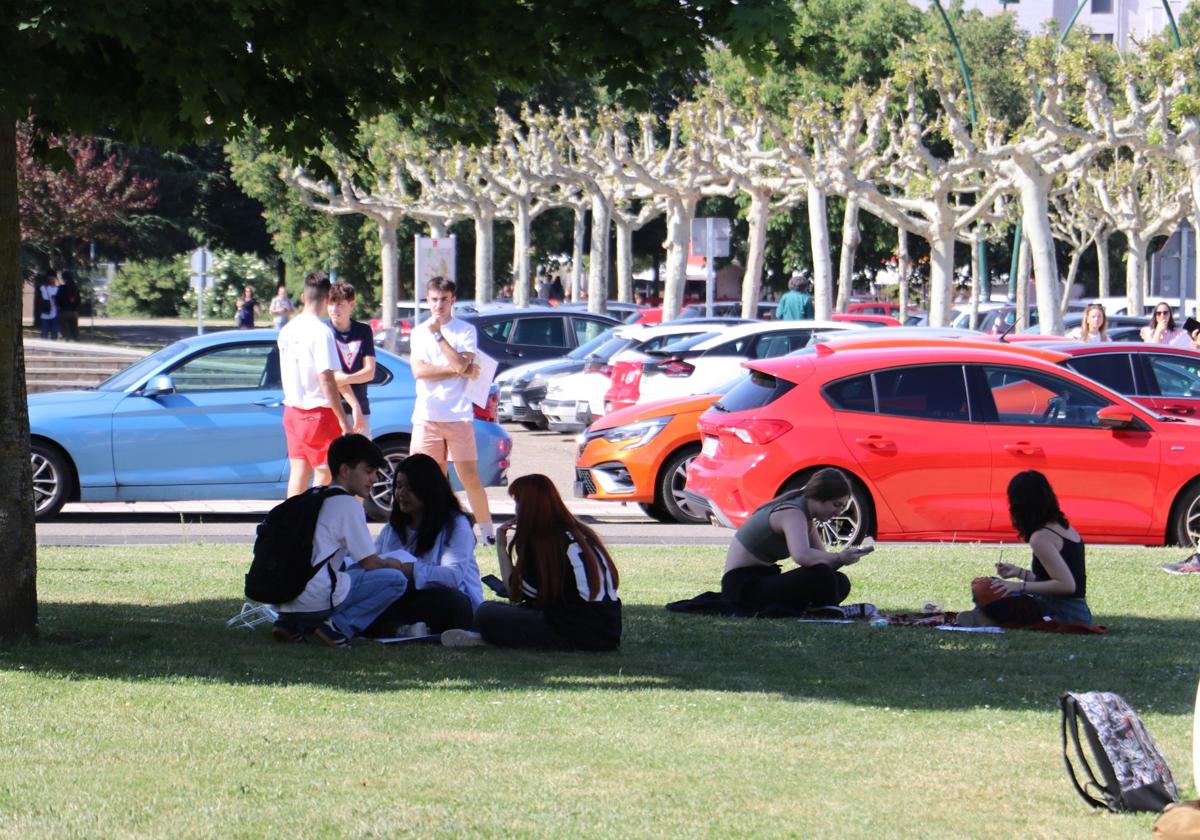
[2,543,1197,838]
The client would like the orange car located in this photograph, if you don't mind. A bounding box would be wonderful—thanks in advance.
[574,391,720,523]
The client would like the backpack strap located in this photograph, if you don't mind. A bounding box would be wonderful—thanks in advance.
[314,485,351,612]
[1060,694,1115,811]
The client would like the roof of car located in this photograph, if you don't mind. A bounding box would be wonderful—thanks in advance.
[460,306,619,322]
[684,319,853,347]
[1045,340,1200,359]
[613,319,748,340]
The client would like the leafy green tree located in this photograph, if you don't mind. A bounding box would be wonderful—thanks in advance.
[105,256,188,317]
[2,0,794,639]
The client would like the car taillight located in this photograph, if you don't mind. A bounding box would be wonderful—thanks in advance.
[704,418,792,445]
[473,390,499,422]
[400,319,413,337]
[584,361,614,376]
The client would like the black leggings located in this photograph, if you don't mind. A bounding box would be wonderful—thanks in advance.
[475,601,572,650]
[365,586,474,636]
[721,564,850,611]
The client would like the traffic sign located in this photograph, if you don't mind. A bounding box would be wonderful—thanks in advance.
[691,218,731,258]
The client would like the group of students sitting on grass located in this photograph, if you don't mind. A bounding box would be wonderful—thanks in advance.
[268,434,622,650]
[721,466,1091,628]
[265,435,1089,650]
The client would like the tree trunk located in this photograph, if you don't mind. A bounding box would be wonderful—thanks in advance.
[1061,250,1082,318]
[968,225,984,328]
[897,229,911,323]
[1012,165,1063,335]
[512,199,532,308]
[1015,234,1031,332]
[1126,233,1147,315]
[571,204,587,302]
[429,220,448,239]
[741,189,770,320]
[587,193,611,314]
[378,219,399,352]
[1096,230,1111,298]
[614,215,633,303]
[473,209,494,307]
[807,183,832,320]
[0,116,37,641]
[927,229,955,328]
[836,195,861,314]
[662,194,697,321]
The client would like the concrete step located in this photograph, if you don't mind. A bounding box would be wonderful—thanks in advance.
[26,367,113,380]
[27,379,107,393]
[26,359,129,372]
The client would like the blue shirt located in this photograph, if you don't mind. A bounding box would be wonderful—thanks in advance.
[374,513,483,609]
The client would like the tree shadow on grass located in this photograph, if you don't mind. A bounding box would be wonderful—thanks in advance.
[2,600,1197,715]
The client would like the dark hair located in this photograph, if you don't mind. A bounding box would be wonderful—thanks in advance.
[427,276,456,296]
[1148,301,1177,332]
[507,474,618,607]
[327,433,384,476]
[387,453,466,556]
[39,271,57,285]
[788,275,806,292]
[304,270,331,304]
[328,282,356,303]
[801,468,852,502]
[1007,470,1069,541]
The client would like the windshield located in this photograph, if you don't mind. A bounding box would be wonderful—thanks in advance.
[567,326,619,359]
[96,345,180,391]
[655,331,721,354]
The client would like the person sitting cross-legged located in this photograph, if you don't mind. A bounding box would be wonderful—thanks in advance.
[272,434,410,648]
[364,453,481,636]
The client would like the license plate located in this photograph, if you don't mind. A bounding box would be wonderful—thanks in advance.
[701,435,718,457]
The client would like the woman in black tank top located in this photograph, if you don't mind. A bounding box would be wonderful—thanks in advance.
[958,470,1092,627]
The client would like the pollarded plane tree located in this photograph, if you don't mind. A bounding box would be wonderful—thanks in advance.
[841,66,1008,326]
[598,104,734,320]
[1087,149,1191,313]
[697,93,798,319]
[401,141,513,305]
[281,144,460,338]
[1047,169,1111,310]
[492,109,562,307]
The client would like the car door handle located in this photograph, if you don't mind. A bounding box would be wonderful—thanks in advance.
[253,398,282,408]
[1162,404,1196,416]
[854,436,895,450]
[1003,443,1044,456]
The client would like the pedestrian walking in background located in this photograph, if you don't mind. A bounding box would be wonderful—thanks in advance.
[235,285,260,329]
[37,272,59,339]
[56,271,81,341]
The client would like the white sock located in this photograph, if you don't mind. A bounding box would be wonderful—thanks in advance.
[478,522,495,540]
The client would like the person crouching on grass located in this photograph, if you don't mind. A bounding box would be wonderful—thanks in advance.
[441,474,621,650]
[272,434,410,649]
[957,470,1092,627]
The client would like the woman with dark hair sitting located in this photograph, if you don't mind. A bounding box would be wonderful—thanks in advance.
[957,470,1092,627]
[366,453,480,635]
[442,473,621,650]
[721,467,873,614]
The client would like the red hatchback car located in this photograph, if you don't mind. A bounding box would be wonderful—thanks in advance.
[685,340,1200,547]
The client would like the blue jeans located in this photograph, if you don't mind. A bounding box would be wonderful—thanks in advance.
[284,565,408,640]
[40,316,58,339]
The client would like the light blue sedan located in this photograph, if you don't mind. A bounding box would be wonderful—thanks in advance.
[28,329,511,520]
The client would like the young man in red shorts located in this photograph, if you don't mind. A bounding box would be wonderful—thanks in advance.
[278,270,352,497]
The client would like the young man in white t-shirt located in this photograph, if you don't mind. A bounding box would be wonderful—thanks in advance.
[409,276,495,543]
[278,271,352,497]
[273,434,416,648]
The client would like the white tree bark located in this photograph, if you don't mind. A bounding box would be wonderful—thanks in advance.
[897,228,911,322]
[474,208,495,306]
[836,195,861,313]
[614,215,633,303]
[587,192,612,312]
[1096,231,1111,298]
[807,183,833,320]
[742,189,772,319]
[662,194,698,320]
[571,203,587,302]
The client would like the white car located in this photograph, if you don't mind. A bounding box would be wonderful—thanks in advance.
[636,320,858,404]
[540,319,750,432]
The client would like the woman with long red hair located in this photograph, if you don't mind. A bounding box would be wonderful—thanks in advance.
[441,474,621,650]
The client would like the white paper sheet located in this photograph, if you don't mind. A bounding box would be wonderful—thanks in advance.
[466,349,499,409]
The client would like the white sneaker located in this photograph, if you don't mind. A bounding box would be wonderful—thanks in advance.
[393,622,431,638]
[441,629,486,648]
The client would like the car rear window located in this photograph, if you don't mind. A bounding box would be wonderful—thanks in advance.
[1063,354,1136,395]
[711,369,796,413]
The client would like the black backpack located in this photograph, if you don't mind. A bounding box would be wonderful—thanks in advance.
[244,486,348,606]
[1061,691,1180,813]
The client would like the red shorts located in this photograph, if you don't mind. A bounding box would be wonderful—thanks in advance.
[283,406,341,468]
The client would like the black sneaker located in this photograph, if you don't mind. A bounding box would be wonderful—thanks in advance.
[314,620,351,649]
[838,603,878,619]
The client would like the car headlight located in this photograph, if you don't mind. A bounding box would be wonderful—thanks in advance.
[596,416,670,449]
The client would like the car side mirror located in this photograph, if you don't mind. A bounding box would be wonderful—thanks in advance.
[141,374,176,398]
[1096,405,1135,429]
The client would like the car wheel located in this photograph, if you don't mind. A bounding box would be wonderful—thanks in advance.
[656,445,707,524]
[363,437,411,522]
[639,502,673,523]
[31,442,72,521]
[519,421,542,430]
[781,469,875,550]
[1170,480,1200,547]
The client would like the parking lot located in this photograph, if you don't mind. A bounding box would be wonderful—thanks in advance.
[36,422,728,547]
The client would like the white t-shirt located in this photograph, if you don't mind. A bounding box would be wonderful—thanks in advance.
[410,317,478,422]
[278,311,340,409]
[277,490,377,613]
